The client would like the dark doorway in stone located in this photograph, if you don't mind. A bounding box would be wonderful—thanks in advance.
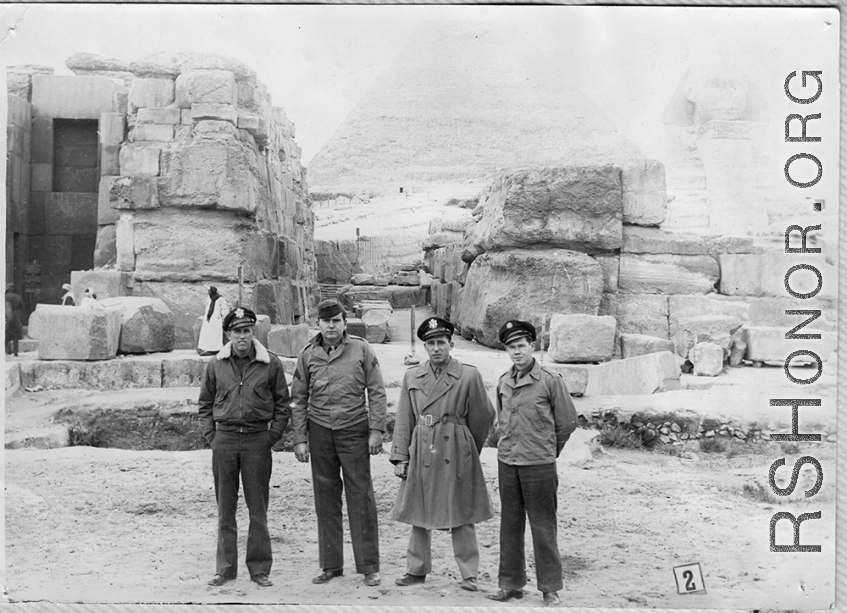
[53,119,99,193]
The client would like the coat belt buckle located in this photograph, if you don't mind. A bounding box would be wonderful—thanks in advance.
[423,414,434,426]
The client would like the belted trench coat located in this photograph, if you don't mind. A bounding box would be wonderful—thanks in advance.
[389,357,495,529]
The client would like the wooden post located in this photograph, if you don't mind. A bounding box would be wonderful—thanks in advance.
[540,315,548,363]
[410,305,416,353]
[237,264,243,307]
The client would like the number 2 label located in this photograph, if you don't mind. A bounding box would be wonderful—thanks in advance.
[673,562,706,594]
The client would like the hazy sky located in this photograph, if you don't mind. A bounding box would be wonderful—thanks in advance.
[0,4,839,168]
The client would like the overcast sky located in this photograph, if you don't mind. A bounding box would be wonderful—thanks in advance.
[0,4,839,168]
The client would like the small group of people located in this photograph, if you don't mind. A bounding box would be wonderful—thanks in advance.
[197,298,577,607]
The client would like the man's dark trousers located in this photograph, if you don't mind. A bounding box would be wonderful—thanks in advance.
[497,461,563,592]
[309,420,380,574]
[212,430,274,579]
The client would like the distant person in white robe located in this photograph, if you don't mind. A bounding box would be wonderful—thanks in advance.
[198,286,228,355]
[79,288,103,309]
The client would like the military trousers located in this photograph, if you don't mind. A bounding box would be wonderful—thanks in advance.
[406,524,479,579]
[308,419,380,574]
[211,430,274,579]
[497,460,563,593]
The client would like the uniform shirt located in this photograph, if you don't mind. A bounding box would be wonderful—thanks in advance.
[496,359,578,465]
[290,332,387,444]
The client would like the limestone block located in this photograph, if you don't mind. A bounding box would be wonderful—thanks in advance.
[356,300,394,318]
[742,326,836,363]
[129,78,175,111]
[115,213,135,272]
[20,359,161,390]
[537,363,588,396]
[98,177,119,224]
[470,167,623,253]
[604,294,670,339]
[392,272,420,287]
[672,314,742,359]
[100,144,121,177]
[5,361,21,392]
[346,318,367,338]
[28,304,121,360]
[31,163,52,192]
[362,309,392,344]
[175,70,237,107]
[98,296,175,353]
[619,254,719,294]
[237,112,261,131]
[192,103,238,124]
[583,351,681,396]
[31,117,53,163]
[719,254,836,299]
[70,270,130,304]
[99,113,126,144]
[162,355,209,387]
[108,175,160,210]
[459,249,604,348]
[93,224,117,269]
[267,324,311,358]
[703,234,755,256]
[622,160,667,226]
[136,108,181,125]
[351,273,375,285]
[31,74,120,119]
[668,294,838,334]
[622,226,708,255]
[620,334,675,359]
[120,145,160,176]
[131,124,174,142]
[450,283,464,326]
[181,109,193,125]
[594,255,619,293]
[548,314,616,363]
[691,342,724,376]
[251,315,272,348]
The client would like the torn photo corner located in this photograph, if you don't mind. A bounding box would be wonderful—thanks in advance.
[2,3,840,611]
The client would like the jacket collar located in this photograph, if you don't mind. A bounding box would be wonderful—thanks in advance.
[310,331,348,358]
[217,338,270,363]
[503,358,539,389]
[413,356,462,379]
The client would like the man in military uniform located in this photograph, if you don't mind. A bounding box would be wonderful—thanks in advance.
[199,307,291,588]
[291,299,385,587]
[488,320,578,607]
[390,316,494,592]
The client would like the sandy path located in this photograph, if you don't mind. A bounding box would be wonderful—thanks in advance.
[5,442,835,608]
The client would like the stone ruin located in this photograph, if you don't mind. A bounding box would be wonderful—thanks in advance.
[6,53,318,352]
[427,162,837,377]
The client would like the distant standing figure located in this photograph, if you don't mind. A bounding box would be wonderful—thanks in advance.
[390,316,494,592]
[488,320,578,607]
[5,283,24,356]
[198,286,228,356]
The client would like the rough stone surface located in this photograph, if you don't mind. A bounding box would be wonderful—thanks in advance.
[337,285,429,311]
[267,324,311,358]
[355,300,394,318]
[622,226,708,255]
[583,351,681,396]
[743,326,836,363]
[136,108,181,125]
[392,271,420,287]
[346,318,367,338]
[671,314,743,360]
[620,333,675,359]
[537,363,589,396]
[621,160,667,226]
[191,103,238,124]
[28,304,121,361]
[691,342,724,376]
[548,314,616,363]
[108,175,160,210]
[351,273,375,285]
[601,294,670,339]
[70,271,130,304]
[131,124,174,142]
[162,355,210,387]
[115,214,135,272]
[93,224,118,269]
[119,146,160,177]
[98,297,175,354]
[459,249,604,348]
[467,167,623,255]
[619,254,719,294]
[719,254,836,299]
[594,255,619,293]
[20,358,161,389]
[175,70,237,108]
[362,309,392,344]
[129,78,175,111]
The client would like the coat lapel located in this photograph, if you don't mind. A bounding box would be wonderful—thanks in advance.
[418,358,461,411]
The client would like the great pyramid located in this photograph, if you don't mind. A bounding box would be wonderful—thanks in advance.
[308,21,645,195]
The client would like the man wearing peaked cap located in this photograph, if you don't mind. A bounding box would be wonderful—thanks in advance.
[290,298,386,587]
[488,319,577,607]
[390,314,494,592]
[199,306,291,589]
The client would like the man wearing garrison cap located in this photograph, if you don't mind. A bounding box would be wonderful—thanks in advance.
[199,307,291,588]
[291,299,386,587]
[488,320,578,607]
[389,316,494,592]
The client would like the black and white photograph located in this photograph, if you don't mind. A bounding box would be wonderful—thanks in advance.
[2,4,840,609]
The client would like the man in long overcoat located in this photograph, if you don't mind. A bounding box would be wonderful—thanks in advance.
[389,316,494,592]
